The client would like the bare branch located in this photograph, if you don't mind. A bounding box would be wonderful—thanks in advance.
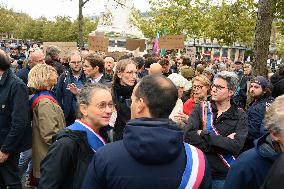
[81,0,90,7]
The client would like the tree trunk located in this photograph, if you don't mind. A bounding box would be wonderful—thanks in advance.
[252,0,276,77]
[78,0,84,49]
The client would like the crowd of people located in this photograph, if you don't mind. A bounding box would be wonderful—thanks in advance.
[0,42,284,189]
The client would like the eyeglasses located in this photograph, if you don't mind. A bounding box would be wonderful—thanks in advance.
[70,61,82,64]
[193,85,204,90]
[95,101,115,112]
[211,84,228,91]
[124,71,137,76]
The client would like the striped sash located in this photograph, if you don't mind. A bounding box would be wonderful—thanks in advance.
[179,143,205,189]
[201,101,235,168]
[30,90,59,109]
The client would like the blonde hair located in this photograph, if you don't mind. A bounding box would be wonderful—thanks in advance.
[27,64,57,91]
[192,74,211,88]
[113,59,137,85]
[265,95,284,133]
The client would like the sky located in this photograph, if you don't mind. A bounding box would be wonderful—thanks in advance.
[0,0,150,20]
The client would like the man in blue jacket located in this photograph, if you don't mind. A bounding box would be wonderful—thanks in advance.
[82,75,211,189]
[0,49,30,188]
[56,51,87,125]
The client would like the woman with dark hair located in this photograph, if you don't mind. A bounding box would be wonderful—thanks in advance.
[112,59,137,141]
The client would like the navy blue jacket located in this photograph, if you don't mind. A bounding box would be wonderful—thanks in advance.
[223,133,280,189]
[82,118,212,189]
[16,65,30,84]
[246,96,274,149]
[56,70,87,125]
[0,69,30,153]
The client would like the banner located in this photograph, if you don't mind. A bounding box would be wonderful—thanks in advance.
[125,39,146,52]
[158,35,185,50]
[88,36,109,52]
[43,42,77,59]
[106,51,127,62]
[186,47,196,63]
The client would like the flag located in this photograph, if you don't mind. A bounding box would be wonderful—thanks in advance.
[152,32,159,55]
[160,28,167,57]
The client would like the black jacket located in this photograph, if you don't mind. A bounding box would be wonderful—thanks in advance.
[0,69,30,153]
[261,153,284,189]
[38,129,94,189]
[271,74,284,98]
[112,84,134,141]
[82,118,212,189]
[184,102,248,179]
[223,134,280,189]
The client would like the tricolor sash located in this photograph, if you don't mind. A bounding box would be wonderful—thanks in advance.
[201,101,235,168]
[179,143,205,189]
[67,120,106,152]
[30,90,59,109]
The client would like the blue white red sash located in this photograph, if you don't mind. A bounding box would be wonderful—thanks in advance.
[179,143,205,189]
[67,119,106,152]
[30,90,59,109]
[202,101,235,168]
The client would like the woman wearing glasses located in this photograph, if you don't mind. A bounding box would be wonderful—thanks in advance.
[112,59,137,141]
[184,71,248,189]
[38,83,113,189]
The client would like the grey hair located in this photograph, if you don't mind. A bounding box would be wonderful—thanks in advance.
[217,63,227,72]
[46,45,61,58]
[77,83,110,118]
[264,95,284,133]
[215,71,239,92]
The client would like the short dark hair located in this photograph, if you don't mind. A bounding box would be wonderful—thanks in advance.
[144,57,156,69]
[279,65,284,76]
[0,52,11,71]
[182,58,191,66]
[85,53,105,73]
[159,59,169,66]
[134,75,178,118]
[132,57,145,69]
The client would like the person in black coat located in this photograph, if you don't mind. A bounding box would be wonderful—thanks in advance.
[112,59,137,141]
[271,64,284,98]
[38,84,113,189]
[224,95,284,189]
[0,50,30,188]
[82,75,211,189]
[184,71,248,189]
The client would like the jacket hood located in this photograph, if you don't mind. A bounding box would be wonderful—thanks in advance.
[53,129,89,148]
[271,74,284,84]
[123,118,184,165]
[255,133,280,161]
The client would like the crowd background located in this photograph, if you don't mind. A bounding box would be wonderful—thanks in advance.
[1,41,284,189]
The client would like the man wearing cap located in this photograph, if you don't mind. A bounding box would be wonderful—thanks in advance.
[244,76,274,150]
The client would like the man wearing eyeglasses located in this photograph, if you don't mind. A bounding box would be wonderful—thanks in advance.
[56,51,87,126]
[184,71,248,189]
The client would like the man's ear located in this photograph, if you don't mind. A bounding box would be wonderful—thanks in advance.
[137,98,146,113]
[270,130,281,142]
[79,104,88,117]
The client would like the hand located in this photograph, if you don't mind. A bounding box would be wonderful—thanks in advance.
[174,112,189,124]
[0,151,9,163]
[197,130,203,135]
[227,133,236,139]
[67,83,80,95]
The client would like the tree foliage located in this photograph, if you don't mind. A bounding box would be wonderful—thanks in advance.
[0,5,98,42]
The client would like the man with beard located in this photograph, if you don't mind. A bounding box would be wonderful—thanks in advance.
[104,56,115,81]
[56,51,87,125]
[244,76,274,150]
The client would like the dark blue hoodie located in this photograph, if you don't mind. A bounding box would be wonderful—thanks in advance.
[223,133,280,189]
[82,118,211,189]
